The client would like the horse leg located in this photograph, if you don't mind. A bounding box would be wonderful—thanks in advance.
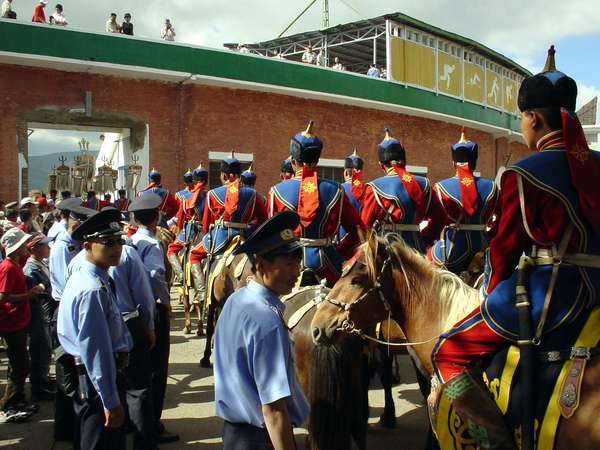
[351,352,370,450]
[378,347,397,429]
[199,304,215,368]
[194,301,204,337]
[181,290,192,334]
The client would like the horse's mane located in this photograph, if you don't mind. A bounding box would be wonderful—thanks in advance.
[363,232,479,331]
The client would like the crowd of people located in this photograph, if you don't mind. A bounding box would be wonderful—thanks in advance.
[1,0,177,41]
[0,44,598,450]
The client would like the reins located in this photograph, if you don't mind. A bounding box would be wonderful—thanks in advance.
[323,237,441,348]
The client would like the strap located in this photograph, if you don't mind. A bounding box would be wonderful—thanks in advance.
[532,249,600,268]
[299,237,333,247]
[534,223,574,340]
[537,346,600,363]
[383,223,420,232]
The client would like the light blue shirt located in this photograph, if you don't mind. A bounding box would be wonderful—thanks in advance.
[69,246,156,330]
[47,218,67,246]
[57,259,133,410]
[49,231,80,301]
[367,66,381,78]
[130,228,170,306]
[214,280,309,428]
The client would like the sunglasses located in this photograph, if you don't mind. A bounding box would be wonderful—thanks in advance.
[95,238,126,248]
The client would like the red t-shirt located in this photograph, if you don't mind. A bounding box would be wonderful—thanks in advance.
[0,258,31,333]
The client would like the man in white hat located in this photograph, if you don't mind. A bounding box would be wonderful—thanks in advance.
[0,228,44,421]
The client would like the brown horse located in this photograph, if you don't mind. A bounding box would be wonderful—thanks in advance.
[199,256,369,450]
[311,233,600,449]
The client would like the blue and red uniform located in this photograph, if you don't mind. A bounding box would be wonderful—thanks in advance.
[338,150,365,244]
[433,48,600,384]
[137,170,179,220]
[166,181,207,257]
[428,131,498,273]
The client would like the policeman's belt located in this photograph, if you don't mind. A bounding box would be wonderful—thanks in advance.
[217,220,248,230]
[122,309,140,322]
[299,237,333,247]
[383,224,420,232]
[533,249,600,268]
[71,351,130,370]
[448,224,487,231]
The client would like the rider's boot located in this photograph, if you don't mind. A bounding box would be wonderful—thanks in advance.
[430,371,516,450]
[191,262,206,313]
[168,253,184,284]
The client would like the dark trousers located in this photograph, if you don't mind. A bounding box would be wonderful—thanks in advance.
[151,304,170,427]
[223,421,274,450]
[125,317,158,450]
[52,306,76,441]
[73,374,126,450]
[28,298,53,391]
[0,328,29,409]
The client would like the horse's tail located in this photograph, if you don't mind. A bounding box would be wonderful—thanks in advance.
[309,335,368,450]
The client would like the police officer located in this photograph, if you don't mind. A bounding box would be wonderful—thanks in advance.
[214,211,309,450]
[128,193,180,444]
[48,198,95,442]
[57,208,133,450]
[68,208,158,450]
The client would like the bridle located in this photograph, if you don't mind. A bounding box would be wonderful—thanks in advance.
[322,245,394,335]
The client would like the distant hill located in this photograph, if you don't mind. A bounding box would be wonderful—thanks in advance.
[28,151,99,192]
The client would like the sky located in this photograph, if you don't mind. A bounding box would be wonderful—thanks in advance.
[20,0,600,157]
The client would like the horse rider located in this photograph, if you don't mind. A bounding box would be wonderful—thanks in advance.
[430,46,600,449]
[68,211,159,450]
[114,189,131,212]
[361,128,446,253]
[268,121,364,285]
[214,211,309,450]
[241,165,267,227]
[427,128,498,274]
[57,208,133,450]
[279,158,294,181]
[174,168,195,207]
[166,165,209,283]
[137,168,179,222]
[128,194,180,444]
[338,148,365,245]
[189,153,268,309]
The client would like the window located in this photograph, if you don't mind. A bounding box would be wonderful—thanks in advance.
[317,166,344,183]
[407,165,428,177]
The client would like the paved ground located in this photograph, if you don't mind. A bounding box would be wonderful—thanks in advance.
[0,297,429,449]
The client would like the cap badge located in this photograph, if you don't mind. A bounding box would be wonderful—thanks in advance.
[280,229,294,241]
[302,181,317,194]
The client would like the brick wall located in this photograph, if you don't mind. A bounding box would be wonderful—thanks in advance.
[0,63,531,201]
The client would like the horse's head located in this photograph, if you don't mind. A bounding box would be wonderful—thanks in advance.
[311,233,400,345]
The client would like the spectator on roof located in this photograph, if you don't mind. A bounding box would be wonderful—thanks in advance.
[161,18,176,41]
[367,63,381,78]
[316,48,327,67]
[49,4,67,26]
[31,0,46,23]
[301,45,316,64]
[332,56,344,70]
[1,0,17,19]
[105,12,121,33]
[121,13,133,35]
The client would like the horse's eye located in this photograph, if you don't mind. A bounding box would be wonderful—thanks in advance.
[351,277,363,286]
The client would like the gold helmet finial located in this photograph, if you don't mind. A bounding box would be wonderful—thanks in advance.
[302,120,315,137]
[543,45,557,72]
[459,126,468,143]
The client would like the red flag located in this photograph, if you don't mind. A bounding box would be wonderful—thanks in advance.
[561,109,600,232]
[351,169,364,201]
[224,179,240,220]
[456,162,478,217]
[392,165,426,217]
[298,166,319,228]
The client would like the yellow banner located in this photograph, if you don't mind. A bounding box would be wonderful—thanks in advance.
[405,41,436,90]
[389,36,405,82]
[464,63,484,104]
[438,53,461,97]
[503,78,518,113]
[486,70,503,109]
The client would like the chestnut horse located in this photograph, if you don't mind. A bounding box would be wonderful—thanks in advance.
[311,233,600,449]
[199,255,369,450]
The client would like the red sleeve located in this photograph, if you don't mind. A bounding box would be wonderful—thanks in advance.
[0,264,14,294]
[420,186,449,246]
[202,193,215,234]
[253,194,268,226]
[175,201,185,230]
[268,189,290,217]
[164,193,179,219]
[361,185,383,227]
[337,192,365,259]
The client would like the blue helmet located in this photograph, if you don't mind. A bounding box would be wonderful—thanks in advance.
[241,165,257,186]
[344,148,364,170]
[377,128,405,163]
[193,162,208,182]
[451,128,478,167]
[183,168,193,184]
[148,168,161,183]
[289,121,323,165]
[220,151,242,175]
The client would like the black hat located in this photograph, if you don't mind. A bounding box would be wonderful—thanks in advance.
[183,169,193,184]
[240,165,256,186]
[220,152,242,175]
[280,158,293,174]
[128,193,162,212]
[71,208,123,242]
[451,127,478,165]
[518,45,577,112]
[233,211,302,257]
[290,121,323,164]
[193,163,209,182]
[377,128,406,163]
[344,148,364,170]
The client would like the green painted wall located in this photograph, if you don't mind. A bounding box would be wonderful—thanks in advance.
[0,21,521,132]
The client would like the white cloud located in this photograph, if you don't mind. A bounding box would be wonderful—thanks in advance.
[28,129,103,156]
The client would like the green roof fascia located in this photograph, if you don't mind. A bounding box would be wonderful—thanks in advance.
[0,21,521,133]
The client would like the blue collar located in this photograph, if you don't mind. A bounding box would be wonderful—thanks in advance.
[79,258,110,284]
[246,279,285,312]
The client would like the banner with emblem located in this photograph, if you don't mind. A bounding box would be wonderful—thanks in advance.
[486,69,503,109]
[438,52,462,97]
[464,62,485,104]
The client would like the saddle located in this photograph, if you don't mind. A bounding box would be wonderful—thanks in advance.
[435,306,600,450]
[205,236,243,309]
